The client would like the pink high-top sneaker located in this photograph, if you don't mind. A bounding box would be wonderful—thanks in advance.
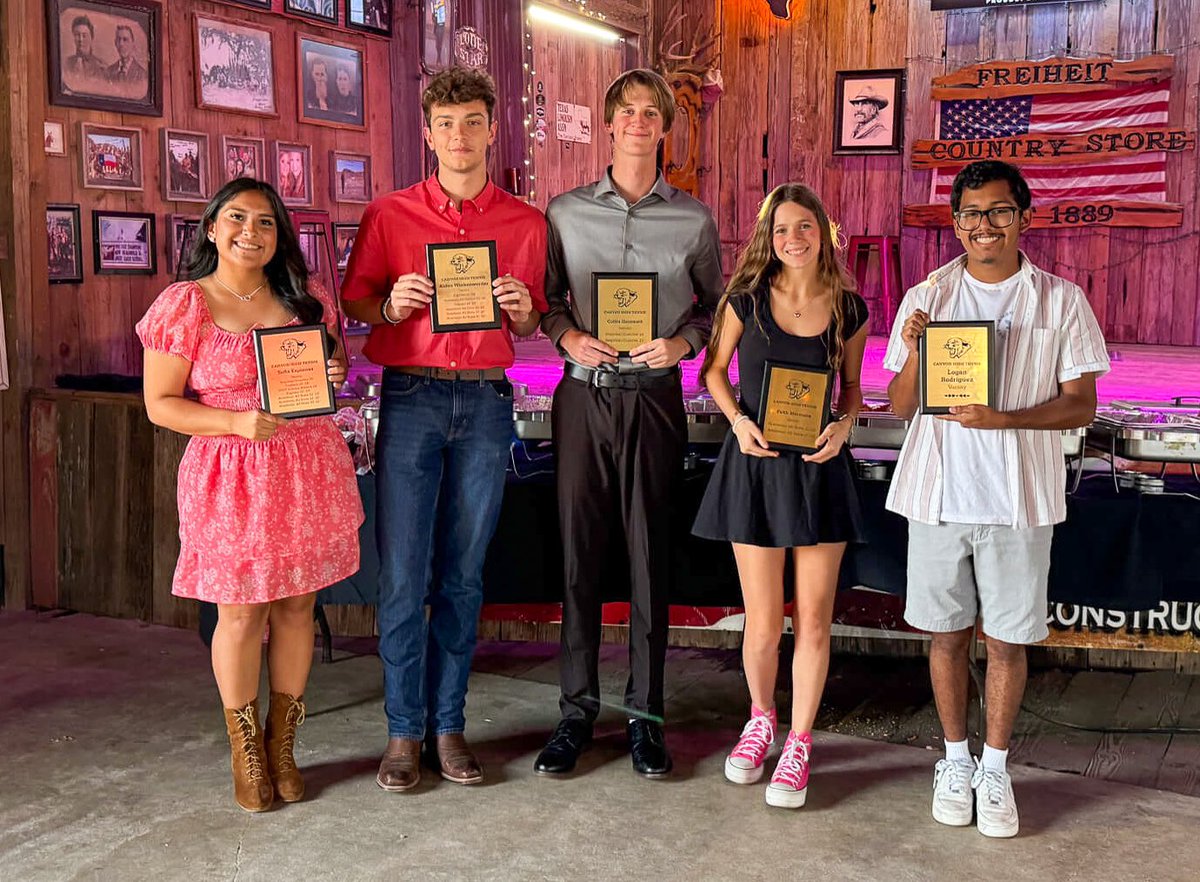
[724,705,777,784]
[766,730,811,808]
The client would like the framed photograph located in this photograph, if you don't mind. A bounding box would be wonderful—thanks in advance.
[833,69,905,156]
[47,204,84,284]
[195,14,277,118]
[420,0,453,74]
[161,128,210,203]
[46,0,162,116]
[346,0,390,36]
[80,123,143,190]
[330,151,371,203]
[167,214,201,275]
[44,121,67,156]
[297,221,324,273]
[285,0,337,25]
[93,209,156,275]
[333,223,358,272]
[221,0,271,8]
[274,141,313,206]
[220,135,267,184]
[297,35,366,130]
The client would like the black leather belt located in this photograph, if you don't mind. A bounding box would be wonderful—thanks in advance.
[388,365,508,382]
[564,362,679,389]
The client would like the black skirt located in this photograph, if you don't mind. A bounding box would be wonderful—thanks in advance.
[691,430,867,548]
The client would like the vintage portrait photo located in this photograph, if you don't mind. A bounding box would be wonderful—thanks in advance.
[420,0,452,74]
[346,0,391,35]
[298,36,366,129]
[286,1,337,25]
[81,123,143,190]
[47,204,84,284]
[297,221,322,273]
[333,223,358,271]
[167,214,201,275]
[833,69,905,155]
[195,14,277,117]
[220,135,266,184]
[44,121,66,156]
[162,129,210,203]
[275,142,313,206]
[331,152,371,203]
[46,0,161,115]
[93,210,157,274]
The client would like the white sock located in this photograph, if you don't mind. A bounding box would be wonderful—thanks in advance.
[981,743,1008,774]
[944,738,972,764]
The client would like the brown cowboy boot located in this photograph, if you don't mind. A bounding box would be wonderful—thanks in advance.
[223,699,273,812]
[376,737,421,791]
[264,692,306,803]
[436,733,483,785]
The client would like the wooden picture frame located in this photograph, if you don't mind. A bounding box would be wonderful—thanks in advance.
[333,222,358,272]
[161,128,210,203]
[167,213,201,275]
[93,209,157,275]
[833,68,905,156]
[330,151,371,203]
[297,34,366,130]
[219,135,267,184]
[47,204,84,284]
[44,121,67,156]
[345,0,391,36]
[274,141,313,207]
[285,0,337,25]
[46,0,163,116]
[80,122,143,190]
[420,0,453,75]
[194,13,277,118]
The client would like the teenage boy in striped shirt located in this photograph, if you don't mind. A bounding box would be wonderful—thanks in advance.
[884,160,1109,838]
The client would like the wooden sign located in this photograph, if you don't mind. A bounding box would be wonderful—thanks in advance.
[931,55,1173,100]
[903,201,1183,229]
[911,126,1195,169]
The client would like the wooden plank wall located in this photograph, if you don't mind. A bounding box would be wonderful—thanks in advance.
[649,0,1200,346]
[28,0,396,387]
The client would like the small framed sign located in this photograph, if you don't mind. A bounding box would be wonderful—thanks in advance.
[426,240,501,333]
[919,321,996,414]
[757,361,834,454]
[253,324,336,418]
[591,272,658,356]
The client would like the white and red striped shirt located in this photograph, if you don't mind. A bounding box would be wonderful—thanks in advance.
[883,253,1110,528]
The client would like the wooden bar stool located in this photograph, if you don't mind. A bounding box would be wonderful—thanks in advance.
[846,235,903,334]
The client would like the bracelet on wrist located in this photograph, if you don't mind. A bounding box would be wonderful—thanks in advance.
[380,297,402,325]
[731,414,750,431]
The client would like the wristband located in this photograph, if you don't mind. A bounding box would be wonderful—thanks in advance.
[731,414,750,431]
[380,297,402,325]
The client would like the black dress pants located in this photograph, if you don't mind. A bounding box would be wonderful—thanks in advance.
[551,372,687,723]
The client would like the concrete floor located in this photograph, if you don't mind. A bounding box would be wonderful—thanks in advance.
[3,610,1199,882]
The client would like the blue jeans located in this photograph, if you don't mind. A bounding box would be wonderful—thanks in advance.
[375,370,513,739]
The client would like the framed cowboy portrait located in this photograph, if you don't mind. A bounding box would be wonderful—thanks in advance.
[833,69,905,156]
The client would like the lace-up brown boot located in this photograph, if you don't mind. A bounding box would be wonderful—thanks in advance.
[223,699,274,812]
[265,692,306,802]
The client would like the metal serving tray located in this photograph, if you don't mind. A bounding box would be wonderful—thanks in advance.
[1089,409,1200,463]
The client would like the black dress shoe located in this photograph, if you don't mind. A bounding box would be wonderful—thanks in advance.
[533,719,593,776]
[628,718,672,778]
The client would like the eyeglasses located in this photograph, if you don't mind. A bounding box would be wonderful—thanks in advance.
[953,206,1018,231]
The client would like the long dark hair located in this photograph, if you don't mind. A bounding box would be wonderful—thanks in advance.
[700,183,858,383]
[183,178,325,330]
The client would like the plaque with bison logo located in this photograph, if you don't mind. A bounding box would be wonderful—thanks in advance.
[426,240,501,333]
[758,361,834,454]
[919,321,995,414]
[253,324,336,418]
[591,272,658,356]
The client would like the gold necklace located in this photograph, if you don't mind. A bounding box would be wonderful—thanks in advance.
[212,273,268,303]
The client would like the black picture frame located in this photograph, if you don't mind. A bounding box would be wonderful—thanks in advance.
[918,320,997,415]
[833,68,905,156]
[757,360,835,455]
[285,0,338,25]
[297,35,366,130]
[47,204,84,284]
[345,0,391,36]
[220,0,272,9]
[333,222,358,272]
[167,213,201,277]
[426,240,501,333]
[92,209,157,275]
[590,272,659,357]
[419,0,454,75]
[253,324,336,419]
[46,0,163,117]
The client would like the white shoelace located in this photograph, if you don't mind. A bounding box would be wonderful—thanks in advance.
[772,737,810,789]
[972,767,1010,807]
[935,758,972,795]
[730,715,775,763]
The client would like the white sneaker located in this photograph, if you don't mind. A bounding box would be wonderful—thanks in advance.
[972,764,1019,838]
[931,758,975,827]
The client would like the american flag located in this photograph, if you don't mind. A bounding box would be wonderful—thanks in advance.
[932,79,1170,203]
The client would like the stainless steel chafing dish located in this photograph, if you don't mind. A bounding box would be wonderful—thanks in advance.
[1088,404,1200,463]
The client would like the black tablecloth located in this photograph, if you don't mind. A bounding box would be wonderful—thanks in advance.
[319,459,1200,612]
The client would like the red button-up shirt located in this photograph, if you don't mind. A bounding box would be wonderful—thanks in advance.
[341,173,548,369]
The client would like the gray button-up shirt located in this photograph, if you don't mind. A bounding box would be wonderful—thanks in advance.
[540,169,724,369]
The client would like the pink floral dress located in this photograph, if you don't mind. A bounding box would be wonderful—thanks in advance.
[136,281,364,604]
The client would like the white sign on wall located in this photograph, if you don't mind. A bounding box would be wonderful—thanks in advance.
[555,101,592,144]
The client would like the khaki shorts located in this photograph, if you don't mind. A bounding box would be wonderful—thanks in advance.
[904,521,1053,645]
